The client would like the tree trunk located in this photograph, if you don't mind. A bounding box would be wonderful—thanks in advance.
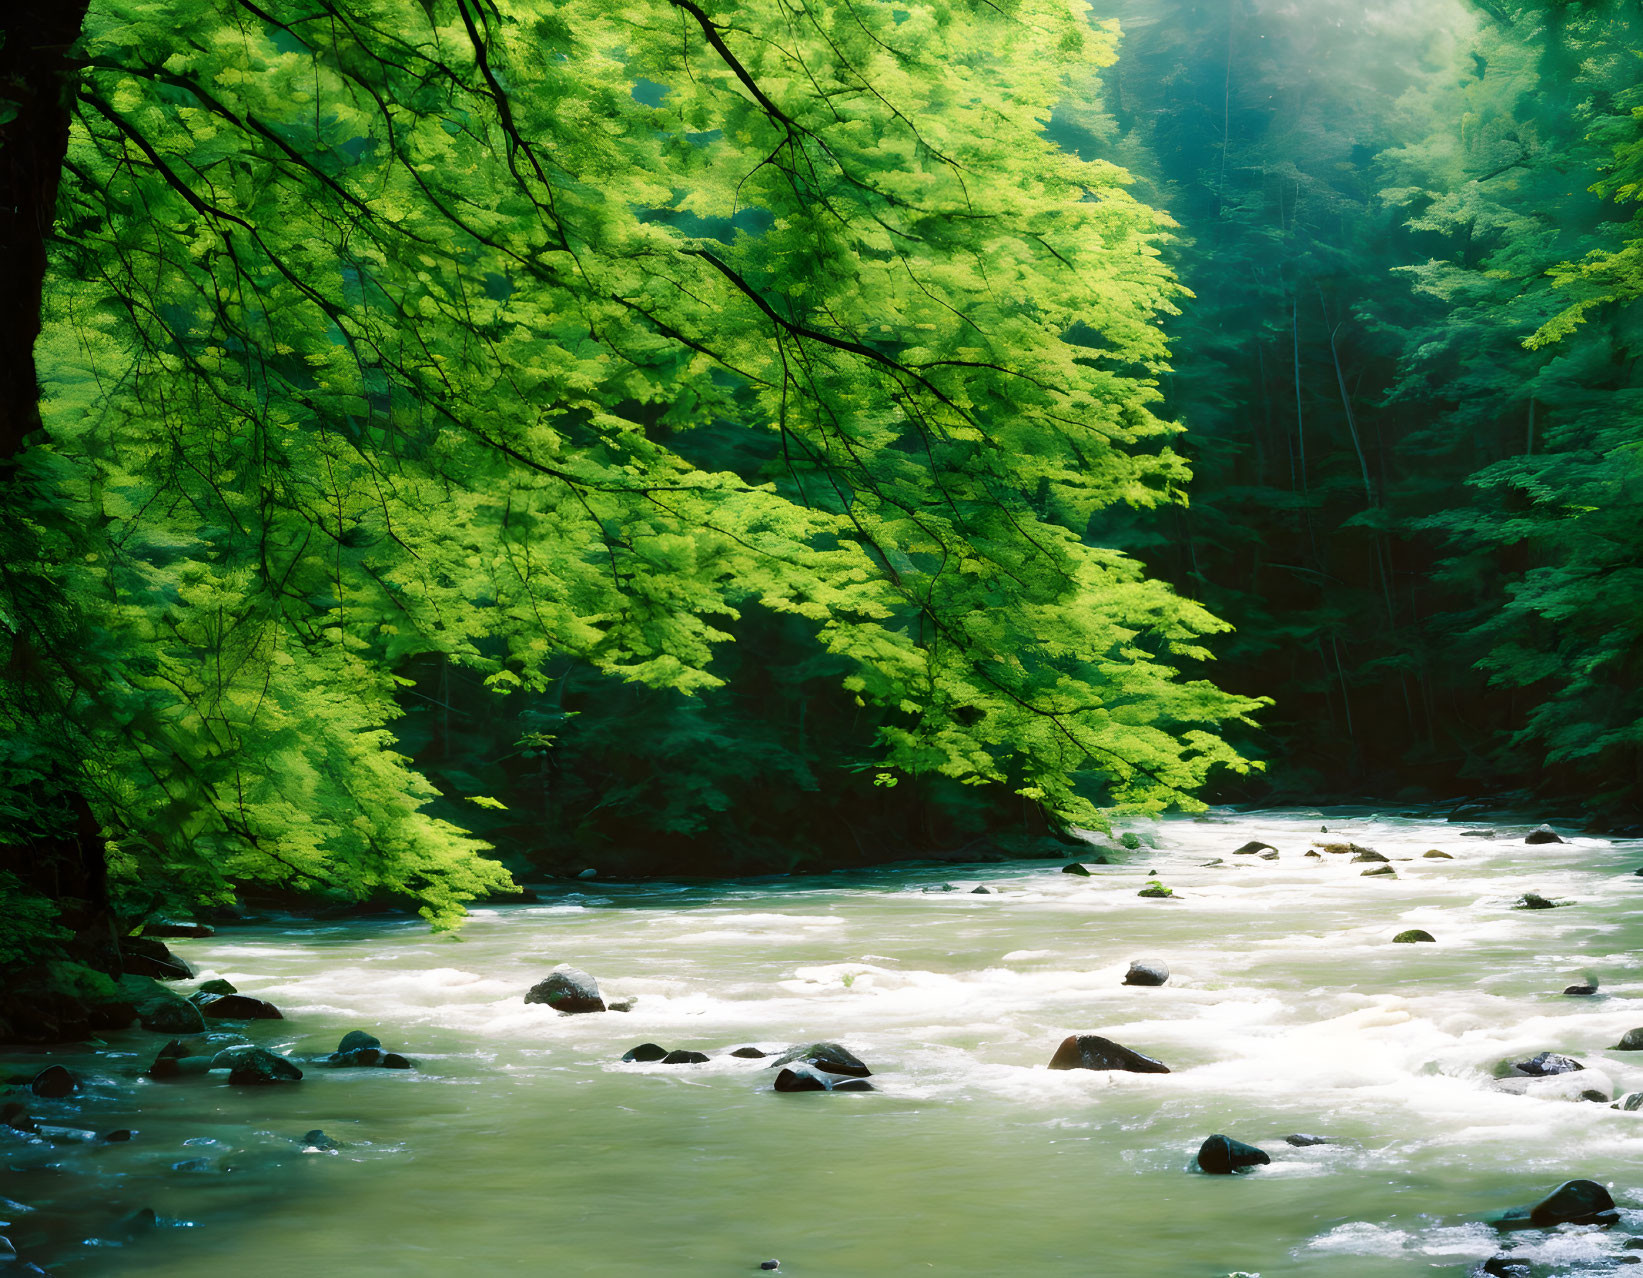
[1,0,92,463]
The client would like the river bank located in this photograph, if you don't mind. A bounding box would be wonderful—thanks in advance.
[6,806,1643,1276]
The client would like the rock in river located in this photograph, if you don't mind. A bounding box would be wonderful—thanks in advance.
[1361,865,1397,877]
[1123,960,1169,987]
[1284,1133,1330,1147]
[1423,849,1454,859]
[661,1050,709,1065]
[1616,1029,1643,1051]
[729,1047,768,1059]
[768,1042,872,1078]
[1197,1134,1270,1174]
[1233,841,1276,856]
[524,965,606,1014]
[1515,892,1559,910]
[1525,824,1566,845]
[1047,1034,1169,1074]
[1061,863,1091,876]
[29,1066,76,1099]
[1351,849,1390,863]
[194,992,282,1020]
[622,1043,669,1063]
[773,1066,874,1093]
[227,1049,302,1085]
[1512,1052,1584,1076]
[1393,930,1435,943]
[1493,1178,1617,1229]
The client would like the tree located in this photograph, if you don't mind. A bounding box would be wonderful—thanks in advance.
[2,0,1260,975]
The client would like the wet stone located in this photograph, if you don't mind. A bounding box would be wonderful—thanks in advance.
[227,1049,302,1085]
[196,978,237,996]
[1393,930,1436,943]
[1233,841,1276,856]
[1563,983,1598,996]
[729,1047,767,1059]
[1047,1034,1169,1074]
[622,1043,669,1063]
[524,965,606,1014]
[1122,960,1169,987]
[1196,1134,1270,1174]
[301,1130,342,1151]
[1512,1052,1585,1076]
[768,1042,872,1078]
[1423,849,1454,859]
[337,1031,381,1054]
[661,1050,709,1065]
[1524,824,1566,845]
[1361,865,1397,877]
[1516,893,1559,910]
[195,992,282,1020]
[1493,1178,1618,1229]
[29,1066,75,1099]
[1284,1133,1329,1146]
[1617,1028,1643,1051]
[1061,863,1091,876]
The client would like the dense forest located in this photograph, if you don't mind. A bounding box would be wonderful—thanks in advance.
[2,0,1640,1027]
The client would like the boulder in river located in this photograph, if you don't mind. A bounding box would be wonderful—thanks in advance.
[1423,849,1454,859]
[1061,863,1091,876]
[1351,850,1390,863]
[1360,865,1397,877]
[302,1129,342,1151]
[227,1049,302,1085]
[337,1031,381,1054]
[29,1066,76,1099]
[1233,841,1276,856]
[196,978,237,996]
[1196,1134,1270,1174]
[1047,1034,1169,1074]
[1492,1178,1617,1229]
[1483,1256,1532,1278]
[622,1043,669,1063]
[1524,824,1566,845]
[729,1047,767,1059]
[194,992,282,1020]
[661,1050,709,1065]
[1515,893,1559,910]
[1616,1029,1643,1051]
[121,976,206,1034]
[1392,929,1436,943]
[120,936,193,981]
[970,886,992,894]
[1461,829,1497,839]
[1612,1093,1643,1112]
[773,1065,874,1093]
[1123,960,1169,987]
[1137,884,1176,898]
[1512,1052,1584,1076]
[768,1042,872,1078]
[1258,850,1279,860]
[1284,1133,1330,1147]
[524,965,606,1013]
[1563,982,1598,996]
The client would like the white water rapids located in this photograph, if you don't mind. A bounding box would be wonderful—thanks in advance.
[7,807,1643,1276]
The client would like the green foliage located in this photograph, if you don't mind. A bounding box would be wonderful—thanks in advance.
[4,0,1262,930]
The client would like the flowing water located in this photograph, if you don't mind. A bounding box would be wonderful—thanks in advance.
[8,808,1643,1277]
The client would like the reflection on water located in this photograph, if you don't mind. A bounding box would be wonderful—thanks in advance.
[8,808,1643,1276]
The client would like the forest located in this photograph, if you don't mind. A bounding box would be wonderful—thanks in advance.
[2,0,1641,1012]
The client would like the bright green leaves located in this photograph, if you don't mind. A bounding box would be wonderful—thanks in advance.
[20,0,1258,920]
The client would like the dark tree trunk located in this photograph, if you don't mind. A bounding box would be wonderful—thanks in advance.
[0,0,91,463]
[0,5,120,1043]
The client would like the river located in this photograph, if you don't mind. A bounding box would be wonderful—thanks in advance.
[7,807,1643,1276]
